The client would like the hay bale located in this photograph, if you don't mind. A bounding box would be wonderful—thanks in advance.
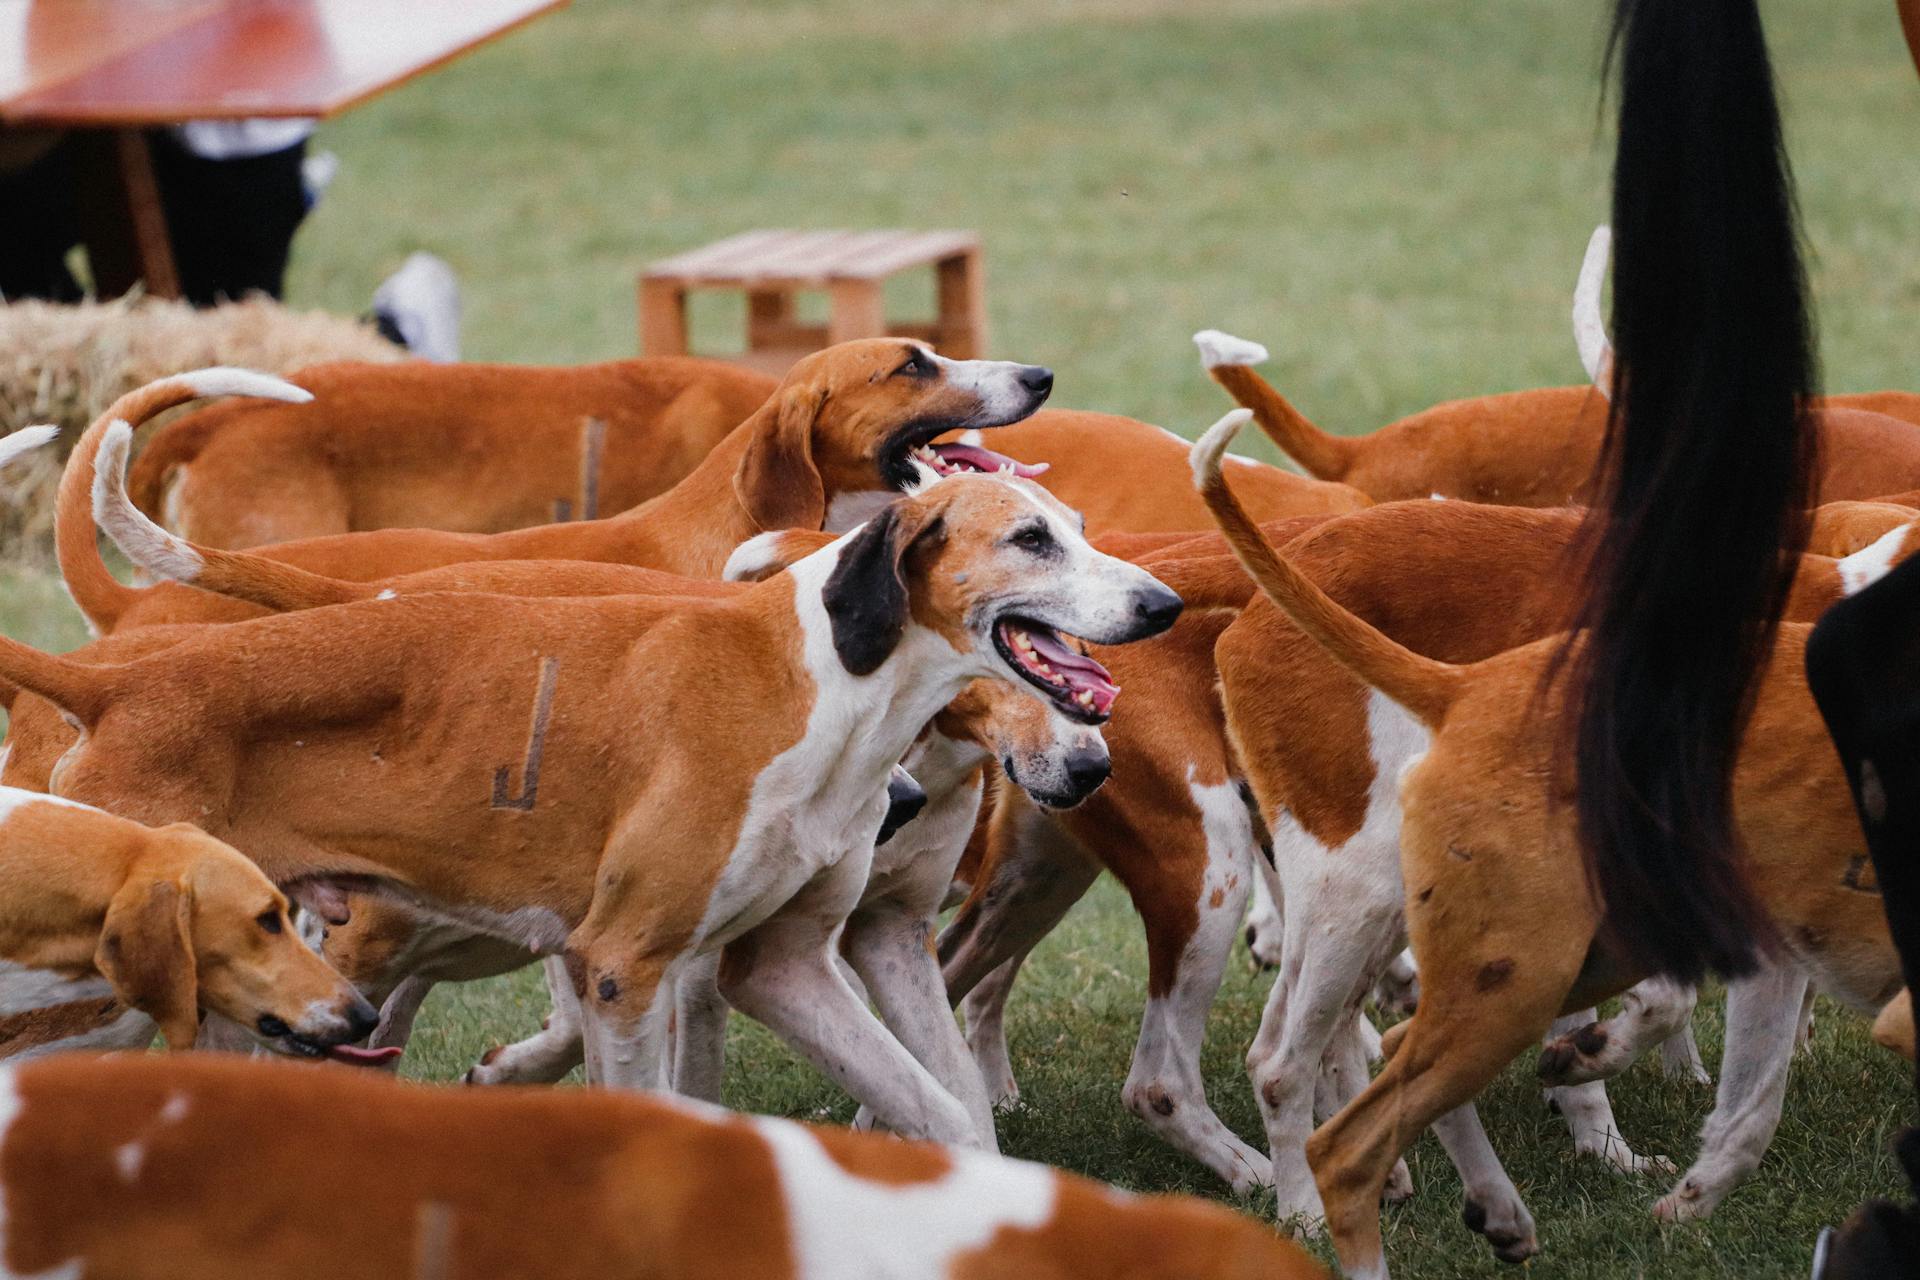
[0,295,402,565]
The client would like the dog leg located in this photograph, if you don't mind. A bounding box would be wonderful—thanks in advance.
[1119,782,1270,1192]
[1428,1104,1539,1265]
[370,975,435,1052]
[1244,867,1283,971]
[722,906,976,1148]
[1539,977,1700,1087]
[467,956,586,1085]
[1249,816,1406,1230]
[1539,1008,1674,1176]
[1654,963,1807,1221]
[1659,1020,1714,1083]
[672,950,727,1102]
[939,803,1102,1106]
[844,899,998,1148]
[1315,1012,1413,1203]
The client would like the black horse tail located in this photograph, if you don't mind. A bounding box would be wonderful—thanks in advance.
[1562,0,1818,982]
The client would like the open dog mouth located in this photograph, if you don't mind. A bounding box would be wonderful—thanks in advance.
[908,441,1049,481]
[993,618,1119,724]
[263,1018,402,1066]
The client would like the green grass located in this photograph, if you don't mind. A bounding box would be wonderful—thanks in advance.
[9,0,1920,1274]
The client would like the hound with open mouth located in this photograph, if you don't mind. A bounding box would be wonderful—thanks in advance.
[51,343,1055,636]
[0,467,1177,1144]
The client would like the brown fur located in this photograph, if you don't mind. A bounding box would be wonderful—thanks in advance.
[127,358,778,548]
[1874,990,1915,1061]
[0,794,367,1053]
[1210,368,1920,504]
[1196,431,1901,1275]
[0,1054,1319,1280]
[1809,500,1920,557]
[61,341,1033,635]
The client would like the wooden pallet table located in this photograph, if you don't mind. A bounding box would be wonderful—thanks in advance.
[639,229,987,376]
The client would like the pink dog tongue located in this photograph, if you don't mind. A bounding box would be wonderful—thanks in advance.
[931,442,1049,478]
[1027,629,1120,716]
[327,1044,403,1067]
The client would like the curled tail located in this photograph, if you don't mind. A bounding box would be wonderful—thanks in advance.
[0,425,58,471]
[92,422,364,614]
[58,369,312,634]
[0,634,109,727]
[1193,331,1358,481]
[1190,410,1461,725]
[1572,225,1614,395]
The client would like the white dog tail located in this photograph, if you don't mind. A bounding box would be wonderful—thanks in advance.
[1573,225,1615,397]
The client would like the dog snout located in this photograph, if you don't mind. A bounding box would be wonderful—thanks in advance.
[1018,365,1054,400]
[343,994,380,1043]
[1063,747,1112,801]
[1131,583,1183,637]
[878,767,929,845]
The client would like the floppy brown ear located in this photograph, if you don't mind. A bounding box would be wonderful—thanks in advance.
[821,502,946,675]
[95,876,199,1049]
[733,383,828,533]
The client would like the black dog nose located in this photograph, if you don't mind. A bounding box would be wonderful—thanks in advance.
[878,768,929,845]
[1064,748,1111,799]
[345,997,380,1042]
[257,1013,290,1038]
[1019,366,1054,399]
[1133,584,1183,636]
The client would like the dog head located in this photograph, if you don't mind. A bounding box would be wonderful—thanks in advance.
[937,678,1111,809]
[101,827,384,1063]
[733,339,1054,534]
[820,472,1182,724]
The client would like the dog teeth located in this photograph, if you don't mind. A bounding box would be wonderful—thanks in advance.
[1075,690,1095,708]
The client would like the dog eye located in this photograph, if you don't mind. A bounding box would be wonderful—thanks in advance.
[896,352,932,378]
[1012,526,1052,550]
[257,910,283,935]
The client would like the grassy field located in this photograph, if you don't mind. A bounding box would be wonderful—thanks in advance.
[9,0,1920,1275]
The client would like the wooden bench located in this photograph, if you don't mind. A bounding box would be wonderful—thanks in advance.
[639,230,986,376]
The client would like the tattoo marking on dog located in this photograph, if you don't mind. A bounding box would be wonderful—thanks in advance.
[550,417,607,523]
[492,656,560,811]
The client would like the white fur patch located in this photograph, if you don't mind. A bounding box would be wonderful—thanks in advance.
[0,426,57,471]
[158,1093,190,1124]
[93,422,204,583]
[0,787,93,826]
[1573,225,1612,390]
[1840,524,1913,596]
[1189,410,1252,490]
[177,367,312,404]
[754,1115,1058,1278]
[724,532,791,583]
[113,1141,144,1182]
[375,589,397,601]
[1193,330,1269,369]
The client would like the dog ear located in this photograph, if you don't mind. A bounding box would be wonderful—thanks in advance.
[95,876,200,1050]
[822,502,946,675]
[733,383,829,533]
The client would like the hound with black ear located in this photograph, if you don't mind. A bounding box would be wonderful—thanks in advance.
[0,471,1177,1145]
[0,787,379,1062]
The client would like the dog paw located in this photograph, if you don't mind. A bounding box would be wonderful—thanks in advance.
[1382,1158,1415,1204]
[1536,1022,1612,1086]
[1463,1197,1539,1264]
[1653,1178,1714,1223]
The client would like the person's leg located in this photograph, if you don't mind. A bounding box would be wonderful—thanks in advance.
[0,134,83,302]
[148,131,309,305]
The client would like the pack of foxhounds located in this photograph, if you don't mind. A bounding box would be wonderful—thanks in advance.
[0,229,1912,1279]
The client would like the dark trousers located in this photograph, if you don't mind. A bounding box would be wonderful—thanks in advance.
[0,130,309,306]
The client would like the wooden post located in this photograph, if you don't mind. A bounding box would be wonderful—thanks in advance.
[72,128,179,299]
[827,279,885,344]
[935,247,986,358]
[638,277,690,355]
[745,289,796,353]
